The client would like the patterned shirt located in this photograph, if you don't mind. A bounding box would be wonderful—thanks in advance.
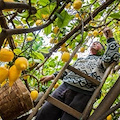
[54,38,120,92]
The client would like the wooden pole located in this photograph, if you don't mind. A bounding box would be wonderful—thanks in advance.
[27,42,82,120]
[88,75,120,120]
[81,62,116,120]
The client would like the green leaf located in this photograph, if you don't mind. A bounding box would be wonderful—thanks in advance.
[44,24,52,35]
[57,10,73,28]
[39,0,50,6]
[13,48,22,55]
[40,48,49,54]
[32,51,44,61]
[31,0,37,3]
[110,13,120,19]
[18,11,29,18]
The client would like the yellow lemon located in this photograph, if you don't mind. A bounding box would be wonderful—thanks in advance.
[54,83,59,89]
[61,43,66,47]
[61,52,70,62]
[73,54,78,59]
[118,4,120,10]
[30,90,38,100]
[68,45,72,49]
[0,48,14,62]
[29,62,35,68]
[23,75,29,80]
[14,42,18,47]
[41,14,49,20]
[88,32,92,37]
[35,20,43,26]
[8,65,21,87]
[15,57,28,70]
[80,47,85,53]
[75,13,79,18]
[26,36,33,41]
[99,31,103,36]
[106,114,112,120]
[16,25,23,29]
[65,3,71,9]
[93,30,99,37]
[0,67,9,84]
[59,47,68,52]
[1,80,7,87]
[53,26,59,34]
[73,0,82,10]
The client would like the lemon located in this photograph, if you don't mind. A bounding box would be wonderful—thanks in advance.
[88,32,92,37]
[35,20,43,26]
[54,83,59,89]
[49,38,58,44]
[61,43,66,47]
[29,62,35,68]
[23,76,29,80]
[53,26,59,34]
[15,57,28,70]
[73,0,82,10]
[93,30,99,37]
[75,13,80,18]
[0,48,14,62]
[8,65,21,87]
[65,3,71,9]
[106,114,112,120]
[0,67,9,84]
[118,4,120,10]
[80,47,85,53]
[99,31,103,36]
[41,14,49,20]
[73,54,78,59]
[61,52,70,62]
[59,47,68,52]
[30,90,38,100]
[1,80,7,87]
[16,25,23,29]
[26,36,33,41]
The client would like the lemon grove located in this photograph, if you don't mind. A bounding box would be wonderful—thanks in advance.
[0,0,120,119]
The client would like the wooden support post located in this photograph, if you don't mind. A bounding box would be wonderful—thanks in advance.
[81,62,116,120]
[98,102,120,120]
[88,75,120,120]
[27,42,82,120]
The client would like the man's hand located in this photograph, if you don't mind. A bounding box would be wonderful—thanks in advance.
[103,27,113,39]
[40,75,55,84]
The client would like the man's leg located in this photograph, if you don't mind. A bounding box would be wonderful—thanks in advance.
[61,92,91,120]
[35,83,67,120]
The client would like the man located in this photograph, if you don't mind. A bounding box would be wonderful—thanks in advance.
[35,27,119,120]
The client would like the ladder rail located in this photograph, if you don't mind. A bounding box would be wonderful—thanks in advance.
[81,62,116,120]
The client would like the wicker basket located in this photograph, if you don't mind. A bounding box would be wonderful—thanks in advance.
[0,79,34,120]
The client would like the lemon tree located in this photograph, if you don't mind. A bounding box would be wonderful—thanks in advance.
[0,0,120,119]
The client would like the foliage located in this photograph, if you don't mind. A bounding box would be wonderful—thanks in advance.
[0,0,120,118]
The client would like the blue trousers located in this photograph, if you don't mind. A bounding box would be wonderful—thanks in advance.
[35,83,91,120]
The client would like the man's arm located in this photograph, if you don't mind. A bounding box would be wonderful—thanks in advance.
[101,27,120,68]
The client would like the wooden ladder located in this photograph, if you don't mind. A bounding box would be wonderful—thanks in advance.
[26,42,116,120]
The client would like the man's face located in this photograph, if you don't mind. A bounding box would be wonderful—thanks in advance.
[90,42,103,55]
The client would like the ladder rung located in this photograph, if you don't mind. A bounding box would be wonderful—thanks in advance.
[46,95,81,119]
[67,65,100,86]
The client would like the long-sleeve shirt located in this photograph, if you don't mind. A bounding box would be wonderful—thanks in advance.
[54,38,120,93]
